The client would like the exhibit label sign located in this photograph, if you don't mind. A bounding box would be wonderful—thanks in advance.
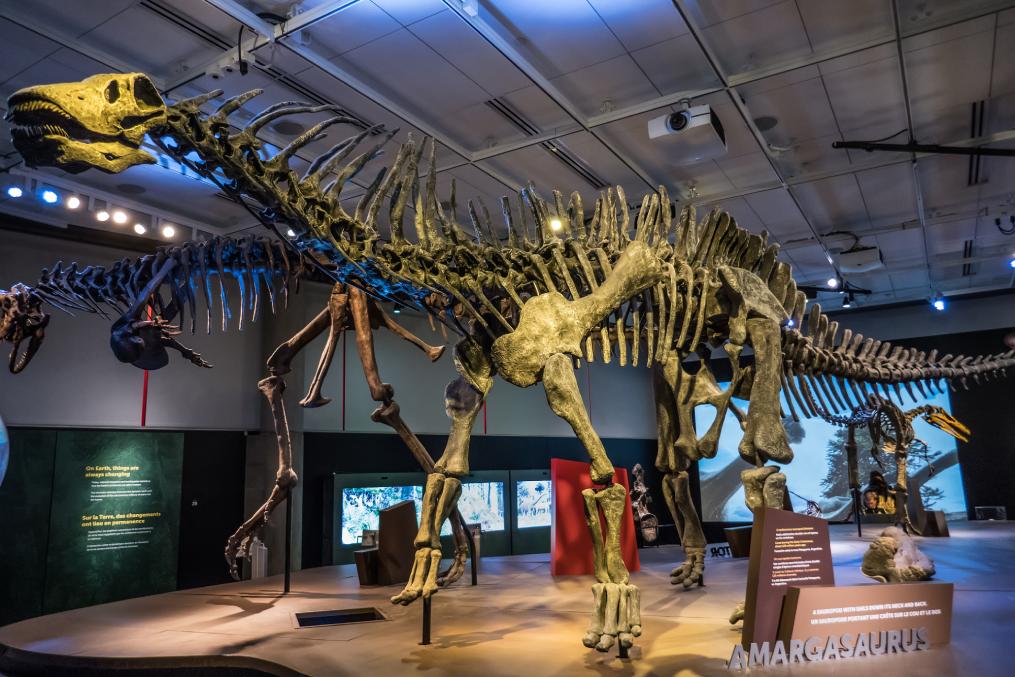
[778,582,954,645]
[742,507,834,647]
[43,430,183,613]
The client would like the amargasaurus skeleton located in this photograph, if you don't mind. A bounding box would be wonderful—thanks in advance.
[6,73,1014,654]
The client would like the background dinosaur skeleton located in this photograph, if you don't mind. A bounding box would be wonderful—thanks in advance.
[6,72,1015,654]
[0,233,476,586]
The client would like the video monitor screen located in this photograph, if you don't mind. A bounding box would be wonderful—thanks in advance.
[451,481,505,534]
[340,482,506,545]
[341,485,421,545]
[697,386,967,522]
[516,480,552,528]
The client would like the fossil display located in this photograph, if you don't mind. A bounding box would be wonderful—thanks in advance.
[821,394,970,533]
[0,232,469,585]
[862,525,936,582]
[7,73,1015,653]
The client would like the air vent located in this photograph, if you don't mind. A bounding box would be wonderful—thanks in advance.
[962,239,973,276]
[485,98,608,190]
[294,607,388,628]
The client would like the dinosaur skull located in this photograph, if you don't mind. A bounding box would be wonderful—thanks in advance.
[921,406,970,442]
[0,284,49,373]
[6,73,166,174]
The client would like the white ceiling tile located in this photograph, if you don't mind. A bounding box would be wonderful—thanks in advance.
[743,188,813,241]
[554,131,647,193]
[336,30,493,117]
[12,0,136,38]
[630,34,721,95]
[916,155,983,210]
[792,175,871,232]
[81,7,223,80]
[408,10,531,98]
[588,0,689,51]
[484,0,626,77]
[990,20,1015,98]
[821,53,907,136]
[716,151,779,189]
[0,19,60,91]
[700,1,811,75]
[551,55,659,118]
[302,2,402,60]
[855,163,918,227]
[904,20,994,123]
[685,0,785,29]
[371,0,447,26]
[796,0,894,52]
[875,228,926,263]
[499,85,572,132]
[741,76,838,146]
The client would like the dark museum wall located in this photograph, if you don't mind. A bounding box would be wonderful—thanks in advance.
[0,428,246,625]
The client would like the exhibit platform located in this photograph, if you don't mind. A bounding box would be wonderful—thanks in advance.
[1,522,1013,676]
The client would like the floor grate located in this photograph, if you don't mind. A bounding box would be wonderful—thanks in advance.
[294,607,387,628]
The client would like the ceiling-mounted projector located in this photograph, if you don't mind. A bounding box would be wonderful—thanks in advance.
[647,103,727,164]
[838,246,884,273]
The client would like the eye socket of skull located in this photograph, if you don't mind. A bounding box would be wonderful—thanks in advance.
[132,75,162,110]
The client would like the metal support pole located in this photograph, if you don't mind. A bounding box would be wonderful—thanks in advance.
[458,513,478,586]
[420,596,432,645]
[284,493,292,594]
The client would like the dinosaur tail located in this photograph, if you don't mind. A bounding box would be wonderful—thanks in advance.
[779,303,1015,421]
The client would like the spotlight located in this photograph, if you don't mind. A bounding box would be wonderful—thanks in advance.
[161,224,176,238]
[96,210,110,222]
[787,318,795,327]
[1008,257,1015,270]
[66,196,81,209]
[842,295,853,309]
[112,210,128,224]
[5,186,23,198]
[393,306,401,315]
[41,189,59,204]
[931,294,946,311]
[826,277,839,289]
[133,223,147,235]
[549,218,562,232]
[286,228,296,237]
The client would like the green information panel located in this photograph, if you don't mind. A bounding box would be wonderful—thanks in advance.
[43,430,184,614]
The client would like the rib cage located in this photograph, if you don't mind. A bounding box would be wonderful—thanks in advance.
[32,235,306,334]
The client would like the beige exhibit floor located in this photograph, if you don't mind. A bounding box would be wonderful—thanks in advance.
[1,522,1013,676]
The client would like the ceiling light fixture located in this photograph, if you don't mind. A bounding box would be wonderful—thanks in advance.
[161,224,176,238]
[286,228,296,238]
[5,186,23,198]
[549,218,562,232]
[66,196,81,209]
[95,210,110,222]
[826,277,839,289]
[842,293,854,309]
[41,189,59,204]
[112,210,128,224]
[133,223,147,235]
[931,294,946,311]
[1008,257,1015,270]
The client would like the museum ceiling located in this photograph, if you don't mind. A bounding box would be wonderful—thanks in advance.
[1,0,1014,310]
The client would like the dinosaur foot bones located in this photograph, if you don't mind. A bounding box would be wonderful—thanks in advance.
[582,484,641,652]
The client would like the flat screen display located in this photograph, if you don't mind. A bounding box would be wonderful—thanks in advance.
[697,385,968,522]
[340,481,505,545]
[516,479,552,528]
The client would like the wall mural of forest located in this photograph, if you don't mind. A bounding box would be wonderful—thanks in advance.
[697,386,968,522]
